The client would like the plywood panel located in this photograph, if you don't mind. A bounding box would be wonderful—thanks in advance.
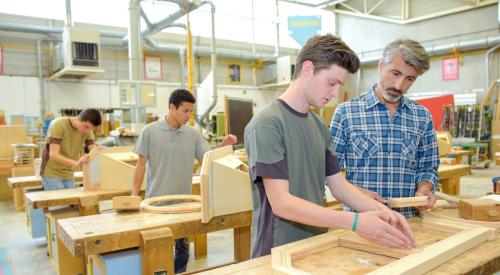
[0,125,28,158]
[200,146,252,223]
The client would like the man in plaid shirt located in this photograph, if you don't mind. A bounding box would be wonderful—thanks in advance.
[330,39,439,218]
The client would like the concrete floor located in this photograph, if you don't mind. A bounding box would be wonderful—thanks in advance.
[0,164,499,275]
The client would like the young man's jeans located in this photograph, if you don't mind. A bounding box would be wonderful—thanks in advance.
[174,238,189,273]
[41,177,75,191]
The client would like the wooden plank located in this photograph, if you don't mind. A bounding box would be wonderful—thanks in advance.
[25,187,130,209]
[0,125,28,158]
[7,171,83,189]
[368,227,493,275]
[338,231,419,258]
[389,196,427,208]
[140,227,174,275]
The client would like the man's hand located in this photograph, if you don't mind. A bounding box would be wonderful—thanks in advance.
[75,155,90,168]
[415,181,436,210]
[356,186,387,204]
[355,211,415,249]
[220,134,237,147]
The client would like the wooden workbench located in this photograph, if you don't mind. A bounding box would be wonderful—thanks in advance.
[25,187,131,215]
[197,214,499,275]
[57,210,252,274]
[438,164,471,195]
[449,149,473,164]
[0,159,14,200]
[7,171,83,211]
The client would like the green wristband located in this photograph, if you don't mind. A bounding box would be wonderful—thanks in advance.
[351,212,359,232]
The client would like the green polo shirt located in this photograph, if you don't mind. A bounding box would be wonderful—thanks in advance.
[41,117,95,179]
[134,116,209,198]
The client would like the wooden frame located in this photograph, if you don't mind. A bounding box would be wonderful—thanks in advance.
[83,146,144,191]
[200,146,252,223]
[141,195,201,214]
[271,220,495,275]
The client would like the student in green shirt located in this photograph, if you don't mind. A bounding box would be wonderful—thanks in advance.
[244,34,415,258]
[40,108,102,190]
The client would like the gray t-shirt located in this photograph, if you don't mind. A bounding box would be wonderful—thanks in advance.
[244,99,341,257]
[134,117,209,198]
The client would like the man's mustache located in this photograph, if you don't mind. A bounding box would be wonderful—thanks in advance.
[386,88,402,94]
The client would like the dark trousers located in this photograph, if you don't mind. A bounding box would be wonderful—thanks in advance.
[174,238,189,273]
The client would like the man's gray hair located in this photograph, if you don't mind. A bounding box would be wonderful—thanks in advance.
[382,39,430,75]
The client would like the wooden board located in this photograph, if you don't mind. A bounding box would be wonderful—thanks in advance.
[113,196,141,211]
[25,187,131,209]
[7,171,83,189]
[0,125,29,158]
[200,146,252,223]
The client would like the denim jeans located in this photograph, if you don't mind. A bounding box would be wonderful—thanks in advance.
[174,238,189,273]
[41,176,75,191]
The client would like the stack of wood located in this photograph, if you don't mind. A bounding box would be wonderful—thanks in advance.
[11,143,36,166]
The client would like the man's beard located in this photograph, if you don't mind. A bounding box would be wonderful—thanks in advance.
[379,81,403,103]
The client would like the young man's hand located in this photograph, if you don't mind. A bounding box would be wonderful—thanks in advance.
[75,155,90,167]
[220,134,237,147]
[355,211,416,249]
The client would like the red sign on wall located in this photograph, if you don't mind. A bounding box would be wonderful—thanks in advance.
[442,57,459,80]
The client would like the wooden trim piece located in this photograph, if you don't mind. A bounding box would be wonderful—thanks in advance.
[389,196,427,208]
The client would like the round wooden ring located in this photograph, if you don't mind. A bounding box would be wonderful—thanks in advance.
[140,195,201,214]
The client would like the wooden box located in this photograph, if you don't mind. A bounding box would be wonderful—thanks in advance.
[83,146,145,191]
[200,146,253,223]
[459,198,500,222]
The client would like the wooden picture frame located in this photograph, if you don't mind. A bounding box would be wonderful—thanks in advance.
[271,219,495,275]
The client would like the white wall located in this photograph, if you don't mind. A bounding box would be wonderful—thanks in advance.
[338,5,500,102]
[0,75,41,123]
[0,75,282,123]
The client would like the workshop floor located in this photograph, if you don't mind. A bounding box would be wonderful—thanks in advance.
[0,164,498,275]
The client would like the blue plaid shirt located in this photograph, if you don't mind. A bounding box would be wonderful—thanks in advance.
[330,87,439,217]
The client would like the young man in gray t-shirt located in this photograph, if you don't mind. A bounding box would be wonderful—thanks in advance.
[244,34,416,258]
[131,89,236,273]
